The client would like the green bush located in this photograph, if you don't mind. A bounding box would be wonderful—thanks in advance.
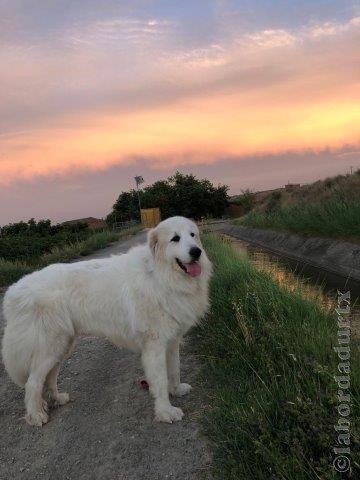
[0,218,91,262]
[0,227,141,287]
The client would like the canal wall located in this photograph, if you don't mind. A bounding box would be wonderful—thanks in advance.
[209,222,360,287]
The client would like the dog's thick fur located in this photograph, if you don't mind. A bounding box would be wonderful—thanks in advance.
[2,216,212,426]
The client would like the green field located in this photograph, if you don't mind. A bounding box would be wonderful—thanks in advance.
[194,234,359,479]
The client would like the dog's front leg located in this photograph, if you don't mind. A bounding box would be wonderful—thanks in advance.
[167,338,192,397]
[142,340,184,423]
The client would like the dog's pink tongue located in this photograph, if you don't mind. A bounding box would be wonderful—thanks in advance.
[184,262,202,277]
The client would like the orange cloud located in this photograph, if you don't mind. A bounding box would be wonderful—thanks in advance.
[2,89,359,184]
[0,15,359,184]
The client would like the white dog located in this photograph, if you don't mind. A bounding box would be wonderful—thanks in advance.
[2,216,212,426]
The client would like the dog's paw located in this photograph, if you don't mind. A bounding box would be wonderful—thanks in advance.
[25,409,48,427]
[45,391,70,407]
[155,405,184,423]
[53,392,70,406]
[170,383,192,397]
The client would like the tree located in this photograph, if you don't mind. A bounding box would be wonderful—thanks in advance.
[106,190,140,224]
[142,180,175,218]
[107,172,229,224]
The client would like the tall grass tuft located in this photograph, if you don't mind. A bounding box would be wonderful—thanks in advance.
[194,234,360,479]
[234,197,360,242]
[0,259,34,287]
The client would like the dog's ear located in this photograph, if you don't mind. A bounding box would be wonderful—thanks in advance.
[148,228,158,256]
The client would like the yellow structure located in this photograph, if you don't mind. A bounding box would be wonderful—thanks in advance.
[140,208,161,228]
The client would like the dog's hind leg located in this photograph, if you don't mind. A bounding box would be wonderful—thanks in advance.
[25,355,59,426]
[44,363,69,407]
[25,331,73,426]
[44,339,75,407]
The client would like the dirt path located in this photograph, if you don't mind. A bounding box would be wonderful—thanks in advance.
[0,231,212,480]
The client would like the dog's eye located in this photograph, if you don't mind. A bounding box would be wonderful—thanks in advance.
[190,232,195,237]
[171,235,180,242]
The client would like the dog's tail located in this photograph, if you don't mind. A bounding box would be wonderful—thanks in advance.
[1,284,40,386]
[2,328,33,387]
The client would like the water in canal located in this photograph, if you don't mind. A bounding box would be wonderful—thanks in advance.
[219,233,360,339]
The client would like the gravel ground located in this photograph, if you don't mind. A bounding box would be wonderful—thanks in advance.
[0,231,212,480]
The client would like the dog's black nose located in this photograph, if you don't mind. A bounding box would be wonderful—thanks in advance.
[189,246,202,260]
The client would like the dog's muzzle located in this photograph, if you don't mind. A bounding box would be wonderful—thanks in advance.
[176,258,202,277]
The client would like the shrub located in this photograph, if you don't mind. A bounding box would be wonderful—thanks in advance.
[0,227,141,287]
[232,189,255,213]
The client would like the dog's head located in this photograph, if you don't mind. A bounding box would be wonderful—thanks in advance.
[148,216,210,279]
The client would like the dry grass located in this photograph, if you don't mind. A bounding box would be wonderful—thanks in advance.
[252,170,360,215]
[233,171,360,241]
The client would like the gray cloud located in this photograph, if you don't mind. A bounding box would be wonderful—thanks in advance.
[1,14,359,135]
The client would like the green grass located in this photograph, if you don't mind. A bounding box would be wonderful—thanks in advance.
[193,234,359,479]
[233,198,360,242]
[0,227,141,287]
[0,228,91,262]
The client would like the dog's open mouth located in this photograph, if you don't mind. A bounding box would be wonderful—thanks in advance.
[176,258,202,277]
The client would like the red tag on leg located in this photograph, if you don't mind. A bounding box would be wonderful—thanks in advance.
[140,379,149,390]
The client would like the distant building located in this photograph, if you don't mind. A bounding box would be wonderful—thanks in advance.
[62,217,106,230]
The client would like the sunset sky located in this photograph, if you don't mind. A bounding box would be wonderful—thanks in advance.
[1,0,360,224]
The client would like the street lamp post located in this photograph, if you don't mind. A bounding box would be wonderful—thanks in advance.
[134,175,144,219]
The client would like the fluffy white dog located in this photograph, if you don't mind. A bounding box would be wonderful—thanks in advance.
[2,216,212,426]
